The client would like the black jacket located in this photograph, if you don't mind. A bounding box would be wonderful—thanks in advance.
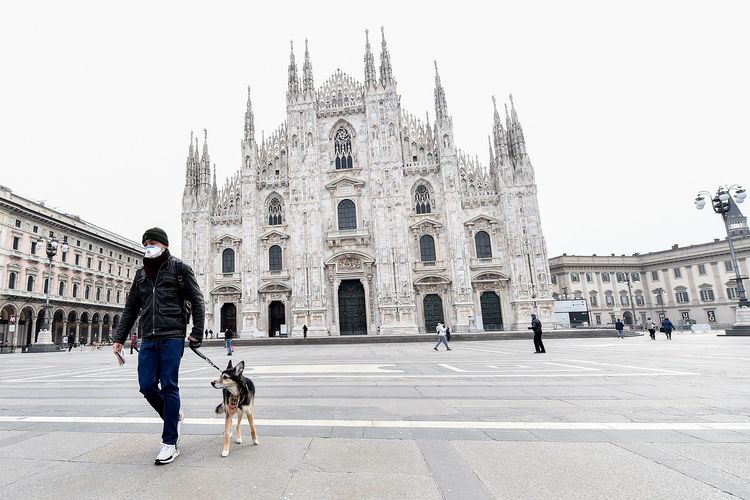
[113,256,205,343]
[529,318,542,335]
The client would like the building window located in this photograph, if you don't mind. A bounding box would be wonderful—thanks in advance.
[674,267,682,278]
[655,293,664,305]
[118,266,121,276]
[116,290,121,303]
[631,272,640,282]
[61,252,67,262]
[595,314,602,325]
[585,272,593,283]
[87,257,92,268]
[99,248,103,254]
[635,294,644,306]
[727,287,738,299]
[12,236,20,250]
[44,278,49,294]
[89,244,92,250]
[96,288,101,301]
[127,269,130,278]
[570,272,580,283]
[72,283,78,298]
[419,235,436,262]
[474,231,492,258]
[651,271,659,281]
[108,264,112,274]
[675,291,689,303]
[725,261,734,272]
[222,248,235,273]
[268,197,283,225]
[620,294,629,306]
[98,261,102,271]
[85,286,91,300]
[334,128,353,169]
[26,275,34,292]
[699,289,715,301]
[33,225,38,233]
[602,272,611,283]
[616,272,625,283]
[75,254,80,266]
[269,245,282,271]
[106,289,111,302]
[589,294,598,306]
[30,241,37,254]
[58,282,65,296]
[551,274,557,285]
[698,264,707,275]
[605,294,614,306]
[337,199,357,230]
[414,185,432,214]
[15,219,21,228]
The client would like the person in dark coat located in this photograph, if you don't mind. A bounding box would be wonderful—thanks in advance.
[615,319,625,339]
[528,314,545,353]
[661,318,674,340]
[303,324,308,338]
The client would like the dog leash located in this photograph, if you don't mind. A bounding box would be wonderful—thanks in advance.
[189,344,222,371]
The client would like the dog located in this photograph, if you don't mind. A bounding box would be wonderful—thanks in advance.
[211,360,259,457]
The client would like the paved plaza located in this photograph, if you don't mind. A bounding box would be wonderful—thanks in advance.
[1,332,750,499]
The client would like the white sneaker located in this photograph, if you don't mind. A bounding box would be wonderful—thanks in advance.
[177,410,184,447]
[154,443,179,465]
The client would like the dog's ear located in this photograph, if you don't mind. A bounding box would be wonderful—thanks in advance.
[235,361,245,376]
[226,360,233,370]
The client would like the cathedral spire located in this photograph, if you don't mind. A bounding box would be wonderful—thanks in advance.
[188,130,194,159]
[488,135,495,168]
[302,39,315,97]
[509,94,527,159]
[244,86,255,142]
[212,164,218,201]
[287,41,300,100]
[379,26,394,88]
[434,60,448,121]
[202,128,209,162]
[364,29,377,89]
[492,96,509,163]
[193,134,199,163]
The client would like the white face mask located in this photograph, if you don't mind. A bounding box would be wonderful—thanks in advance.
[144,245,165,259]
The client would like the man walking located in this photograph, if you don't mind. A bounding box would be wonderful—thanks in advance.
[112,227,204,465]
[434,322,451,351]
[662,317,674,340]
[615,318,625,339]
[224,328,234,356]
[528,314,545,353]
[645,317,656,340]
[303,324,308,339]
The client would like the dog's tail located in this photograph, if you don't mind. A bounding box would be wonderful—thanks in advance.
[215,403,225,415]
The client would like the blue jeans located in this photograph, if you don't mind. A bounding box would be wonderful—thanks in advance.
[225,338,232,354]
[138,337,184,445]
[434,335,450,350]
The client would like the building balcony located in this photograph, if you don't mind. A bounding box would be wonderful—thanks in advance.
[470,257,504,269]
[413,260,446,272]
[326,228,371,247]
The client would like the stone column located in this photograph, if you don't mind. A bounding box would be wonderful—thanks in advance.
[74,321,81,343]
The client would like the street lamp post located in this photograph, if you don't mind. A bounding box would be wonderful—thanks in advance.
[653,287,667,322]
[695,185,750,335]
[624,273,638,330]
[29,237,68,352]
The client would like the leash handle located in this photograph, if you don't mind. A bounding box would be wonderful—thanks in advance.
[189,344,221,371]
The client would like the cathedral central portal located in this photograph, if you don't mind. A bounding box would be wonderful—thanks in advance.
[337,280,367,335]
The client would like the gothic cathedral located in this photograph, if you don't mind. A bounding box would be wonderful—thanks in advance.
[182,29,553,337]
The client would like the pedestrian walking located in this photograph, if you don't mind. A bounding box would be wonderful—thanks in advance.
[445,325,451,342]
[204,328,208,340]
[303,324,308,338]
[433,322,451,351]
[67,332,75,352]
[645,317,656,340]
[130,332,139,354]
[528,313,546,353]
[615,318,625,339]
[225,328,234,356]
[209,329,213,339]
[112,227,205,465]
[662,317,674,340]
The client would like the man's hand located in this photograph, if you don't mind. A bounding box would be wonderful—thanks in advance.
[113,342,123,353]
[188,335,202,349]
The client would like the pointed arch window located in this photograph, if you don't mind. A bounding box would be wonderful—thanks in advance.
[475,231,492,258]
[419,235,436,262]
[337,199,357,230]
[27,275,34,292]
[415,185,432,214]
[268,197,283,225]
[334,128,353,169]
[222,248,235,274]
[58,281,65,296]
[72,283,78,298]
[269,245,282,271]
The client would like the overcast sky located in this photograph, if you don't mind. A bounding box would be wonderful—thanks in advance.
[2,1,748,258]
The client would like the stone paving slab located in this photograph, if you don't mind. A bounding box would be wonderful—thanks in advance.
[452,441,734,499]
